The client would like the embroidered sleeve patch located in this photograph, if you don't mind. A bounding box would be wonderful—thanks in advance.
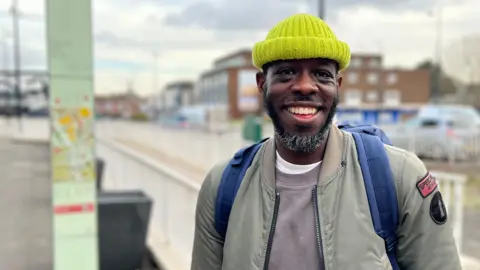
[416,172,438,198]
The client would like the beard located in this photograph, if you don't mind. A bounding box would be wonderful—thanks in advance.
[263,89,338,153]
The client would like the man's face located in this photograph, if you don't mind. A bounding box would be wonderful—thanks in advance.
[256,58,342,153]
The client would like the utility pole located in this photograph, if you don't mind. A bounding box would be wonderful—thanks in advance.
[318,0,325,20]
[1,31,8,73]
[10,0,22,131]
[152,51,158,93]
[432,4,443,103]
[1,30,10,124]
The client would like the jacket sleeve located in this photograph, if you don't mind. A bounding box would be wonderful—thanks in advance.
[190,165,224,270]
[395,151,462,270]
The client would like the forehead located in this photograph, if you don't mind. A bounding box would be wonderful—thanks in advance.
[267,58,337,70]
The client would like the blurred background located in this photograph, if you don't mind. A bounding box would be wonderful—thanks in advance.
[1,0,480,269]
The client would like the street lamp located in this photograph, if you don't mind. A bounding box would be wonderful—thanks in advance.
[10,0,23,131]
[432,4,443,102]
[1,29,10,73]
[318,0,325,20]
[152,51,159,94]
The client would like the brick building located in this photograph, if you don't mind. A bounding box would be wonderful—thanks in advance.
[95,92,144,118]
[196,49,262,119]
[195,50,431,119]
[340,54,431,107]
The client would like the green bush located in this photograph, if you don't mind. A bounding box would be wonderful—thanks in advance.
[131,113,149,122]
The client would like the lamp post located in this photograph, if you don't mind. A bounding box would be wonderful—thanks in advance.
[152,51,159,93]
[318,0,325,20]
[10,0,22,131]
[1,30,11,124]
[432,3,443,102]
[1,30,9,73]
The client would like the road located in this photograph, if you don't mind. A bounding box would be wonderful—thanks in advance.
[0,138,52,269]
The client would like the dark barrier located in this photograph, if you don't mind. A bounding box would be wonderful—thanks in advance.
[96,158,105,190]
[98,190,153,270]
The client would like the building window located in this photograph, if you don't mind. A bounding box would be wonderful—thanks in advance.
[386,72,398,85]
[369,58,380,68]
[350,58,362,68]
[365,90,378,102]
[367,73,379,85]
[383,89,401,105]
[347,72,359,84]
[345,89,362,105]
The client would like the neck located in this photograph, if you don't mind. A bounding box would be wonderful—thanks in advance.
[275,133,329,165]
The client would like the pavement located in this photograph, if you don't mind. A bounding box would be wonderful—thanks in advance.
[0,138,52,269]
[464,209,480,260]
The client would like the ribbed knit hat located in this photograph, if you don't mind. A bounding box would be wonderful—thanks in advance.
[252,14,351,71]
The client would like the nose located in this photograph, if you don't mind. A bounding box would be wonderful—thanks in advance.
[291,71,317,95]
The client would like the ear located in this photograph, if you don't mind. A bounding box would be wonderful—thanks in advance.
[256,71,266,94]
[336,75,343,88]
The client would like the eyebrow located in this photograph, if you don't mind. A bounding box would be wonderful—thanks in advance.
[272,62,335,71]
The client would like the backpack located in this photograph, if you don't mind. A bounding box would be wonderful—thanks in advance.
[214,124,400,270]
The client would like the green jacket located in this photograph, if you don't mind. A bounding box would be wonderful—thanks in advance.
[191,125,461,270]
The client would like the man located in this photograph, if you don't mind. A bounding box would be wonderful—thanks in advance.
[191,13,461,270]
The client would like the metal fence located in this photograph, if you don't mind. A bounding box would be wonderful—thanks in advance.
[385,129,480,163]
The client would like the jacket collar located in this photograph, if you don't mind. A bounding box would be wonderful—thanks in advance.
[260,125,347,192]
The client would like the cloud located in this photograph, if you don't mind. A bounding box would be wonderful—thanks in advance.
[162,0,439,31]
[162,0,303,30]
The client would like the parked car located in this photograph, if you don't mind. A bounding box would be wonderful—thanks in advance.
[158,114,206,130]
[389,105,480,161]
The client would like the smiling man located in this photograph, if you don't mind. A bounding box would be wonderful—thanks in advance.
[191,13,461,270]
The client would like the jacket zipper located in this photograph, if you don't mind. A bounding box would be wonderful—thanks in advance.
[312,185,325,269]
[263,192,280,270]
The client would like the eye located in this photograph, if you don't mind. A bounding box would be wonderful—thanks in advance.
[277,68,295,75]
[314,70,332,78]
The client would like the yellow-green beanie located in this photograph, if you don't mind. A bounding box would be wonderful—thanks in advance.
[252,13,351,71]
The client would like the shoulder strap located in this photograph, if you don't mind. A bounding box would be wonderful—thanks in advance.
[351,133,400,270]
[214,139,267,239]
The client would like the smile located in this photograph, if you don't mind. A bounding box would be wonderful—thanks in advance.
[286,106,321,122]
[287,106,319,115]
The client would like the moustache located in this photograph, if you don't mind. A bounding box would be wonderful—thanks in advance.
[283,93,324,104]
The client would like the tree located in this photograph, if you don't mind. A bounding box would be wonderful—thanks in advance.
[416,60,457,96]
[442,35,480,106]
[443,35,480,85]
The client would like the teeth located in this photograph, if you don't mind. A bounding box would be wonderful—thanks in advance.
[287,107,318,115]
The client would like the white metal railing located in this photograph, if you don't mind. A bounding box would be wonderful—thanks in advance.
[9,118,479,168]
[97,139,199,269]
[97,138,468,268]
[387,130,480,163]
[431,170,466,254]
[3,118,480,166]
[96,120,259,172]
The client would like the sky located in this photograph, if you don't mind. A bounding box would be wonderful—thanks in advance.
[0,0,479,97]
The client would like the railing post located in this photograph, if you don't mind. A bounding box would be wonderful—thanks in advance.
[162,179,170,245]
[453,180,465,254]
[443,179,451,211]
[408,130,415,153]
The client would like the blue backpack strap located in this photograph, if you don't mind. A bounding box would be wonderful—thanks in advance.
[214,138,268,239]
[351,133,400,270]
